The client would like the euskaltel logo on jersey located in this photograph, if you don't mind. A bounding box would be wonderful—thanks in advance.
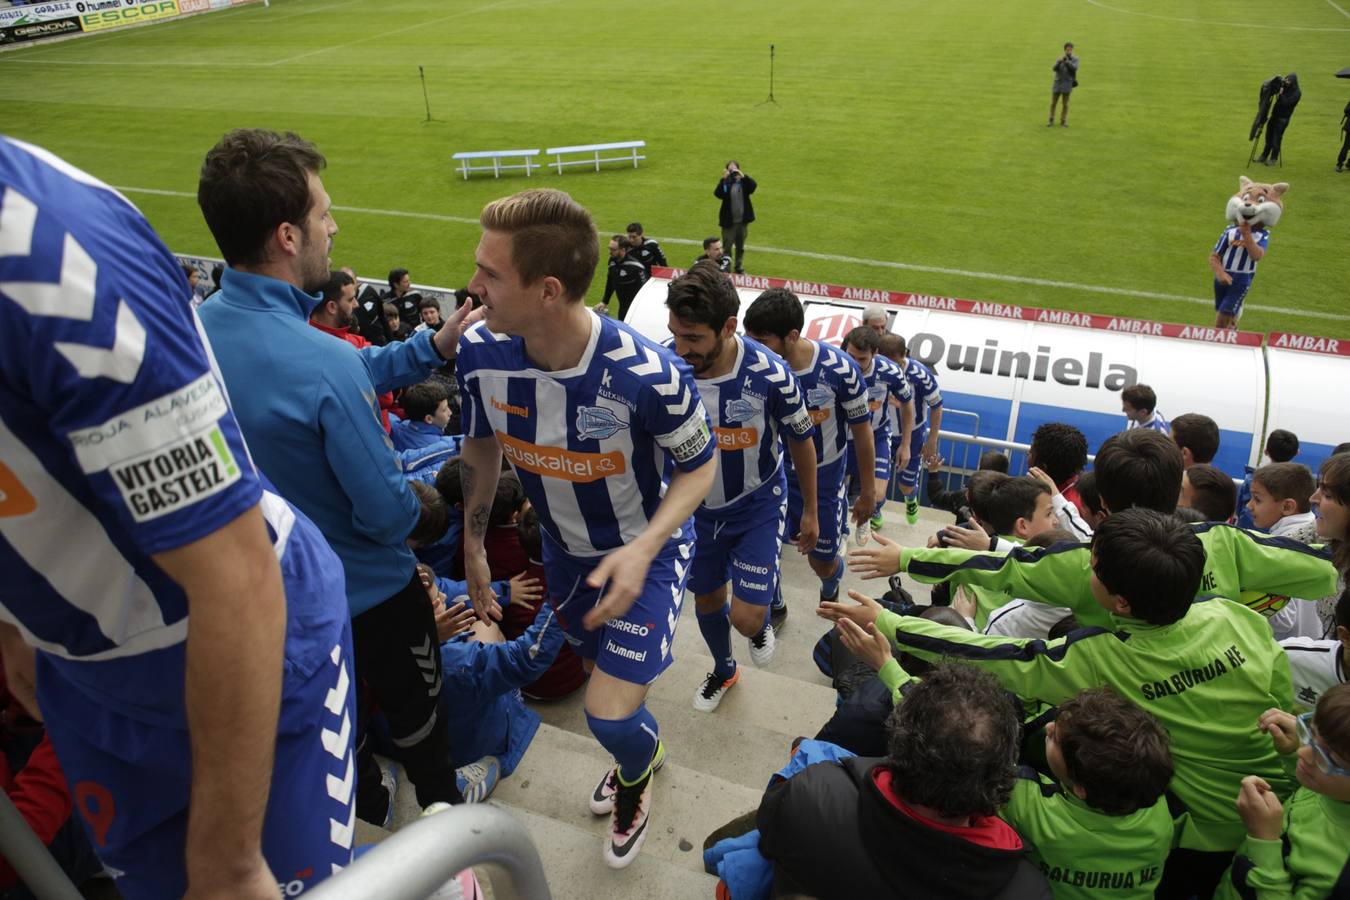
[496,431,625,483]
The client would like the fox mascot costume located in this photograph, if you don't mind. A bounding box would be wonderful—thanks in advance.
[1209,175,1287,328]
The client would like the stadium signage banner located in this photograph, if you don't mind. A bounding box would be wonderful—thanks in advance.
[178,0,232,12]
[0,15,79,43]
[0,1,78,26]
[78,0,179,31]
[628,268,1267,475]
[1264,332,1350,473]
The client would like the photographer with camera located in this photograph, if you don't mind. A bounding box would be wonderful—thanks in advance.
[714,159,757,274]
[1048,42,1079,127]
[1256,73,1301,166]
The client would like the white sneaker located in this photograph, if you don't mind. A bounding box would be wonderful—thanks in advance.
[603,769,653,869]
[748,624,776,667]
[692,667,741,712]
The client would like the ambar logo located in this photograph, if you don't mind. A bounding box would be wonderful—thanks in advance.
[713,426,759,450]
[491,396,530,418]
[497,431,625,483]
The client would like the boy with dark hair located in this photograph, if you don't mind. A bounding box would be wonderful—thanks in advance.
[1237,428,1301,528]
[1172,412,1221,466]
[969,474,1057,543]
[666,263,817,703]
[842,325,915,532]
[1075,470,1107,530]
[1027,422,1093,539]
[392,380,458,452]
[1248,463,1316,536]
[923,450,1008,523]
[850,427,1337,630]
[385,267,422,327]
[1180,463,1239,523]
[625,223,666,272]
[383,301,410,341]
[408,481,450,547]
[825,509,1297,898]
[1121,383,1169,434]
[743,287,874,608]
[756,663,1048,898]
[414,296,443,333]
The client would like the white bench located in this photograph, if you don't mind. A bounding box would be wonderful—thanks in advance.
[451,148,541,180]
[544,140,646,174]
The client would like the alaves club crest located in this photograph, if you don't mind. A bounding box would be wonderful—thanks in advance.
[576,406,629,441]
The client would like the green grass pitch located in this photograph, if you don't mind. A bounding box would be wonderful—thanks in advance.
[2,0,1348,335]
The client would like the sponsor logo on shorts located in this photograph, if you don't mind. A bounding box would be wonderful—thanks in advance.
[497,431,625,483]
[491,396,530,418]
[713,426,758,451]
[741,581,769,592]
[733,560,770,575]
[110,426,241,523]
[607,619,652,637]
[605,640,647,663]
[576,405,629,441]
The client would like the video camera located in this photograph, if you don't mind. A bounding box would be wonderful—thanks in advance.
[1250,74,1285,141]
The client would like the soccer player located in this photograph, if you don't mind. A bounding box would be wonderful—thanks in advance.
[0,137,354,896]
[456,188,716,868]
[842,325,913,531]
[742,288,874,606]
[665,262,818,711]
[626,222,667,272]
[877,333,942,524]
[826,509,1298,898]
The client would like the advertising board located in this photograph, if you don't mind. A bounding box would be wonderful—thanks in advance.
[627,269,1268,475]
[77,0,179,31]
[1265,332,1350,474]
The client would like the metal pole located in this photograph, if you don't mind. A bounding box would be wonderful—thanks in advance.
[419,66,433,123]
[0,793,83,900]
[305,804,551,900]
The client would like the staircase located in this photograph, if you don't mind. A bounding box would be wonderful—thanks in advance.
[362,505,949,899]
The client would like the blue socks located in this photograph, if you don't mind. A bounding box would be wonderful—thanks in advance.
[820,557,844,598]
[588,705,660,784]
[697,604,736,679]
[770,581,786,612]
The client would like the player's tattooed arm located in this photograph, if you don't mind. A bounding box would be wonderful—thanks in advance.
[459,436,506,621]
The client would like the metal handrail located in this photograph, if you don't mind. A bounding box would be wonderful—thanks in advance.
[0,792,83,900]
[306,804,551,900]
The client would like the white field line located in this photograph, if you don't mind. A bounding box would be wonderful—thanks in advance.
[114,186,1350,324]
[1084,0,1350,30]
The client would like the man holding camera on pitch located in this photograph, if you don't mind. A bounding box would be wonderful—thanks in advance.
[714,160,757,275]
[1049,42,1079,127]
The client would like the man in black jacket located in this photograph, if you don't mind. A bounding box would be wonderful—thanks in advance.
[341,266,393,345]
[757,663,1050,899]
[1257,73,1301,165]
[626,222,667,273]
[714,160,756,275]
[599,235,650,320]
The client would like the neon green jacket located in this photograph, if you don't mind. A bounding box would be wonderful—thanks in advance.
[899,523,1336,629]
[876,598,1296,851]
[1215,789,1350,899]
[1003,769,1174,899]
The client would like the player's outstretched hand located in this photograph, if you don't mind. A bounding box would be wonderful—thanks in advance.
[1235,775,1284,842]
[836,617,892,673]
[847,532,902,580]
[434,597,478,643]
[817,589,882,630]
[463,550,503,622]
[583,543,652,629]
[1257,708,1299,755]
[849,491,875,529]
[795,510,819,555]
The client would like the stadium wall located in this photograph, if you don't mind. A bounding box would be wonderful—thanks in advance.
[0,0,257,49]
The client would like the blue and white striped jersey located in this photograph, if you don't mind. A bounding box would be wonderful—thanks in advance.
[0,136,266,665]
[1212,227,1270,274]
[1126,411,1170,434]
[865,353,913,436]
[693,335,814,511]
[789,339,869,468]
[457,312,715,558]
[899,357,943,430]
